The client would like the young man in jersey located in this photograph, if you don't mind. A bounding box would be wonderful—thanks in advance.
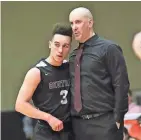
[15,23,73,140]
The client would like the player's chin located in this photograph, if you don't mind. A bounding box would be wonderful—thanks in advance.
[56,57,64,63]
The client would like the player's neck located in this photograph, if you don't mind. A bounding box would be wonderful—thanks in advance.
[46,57,62,66]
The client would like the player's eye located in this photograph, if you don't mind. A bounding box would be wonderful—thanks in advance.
[63,45,69,48]
[54,43,60,47]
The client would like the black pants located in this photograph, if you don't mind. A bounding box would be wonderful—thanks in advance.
[72,112,123,140]
[33,121,73,140]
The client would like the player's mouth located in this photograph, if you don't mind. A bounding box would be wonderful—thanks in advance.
[57,55,63,58]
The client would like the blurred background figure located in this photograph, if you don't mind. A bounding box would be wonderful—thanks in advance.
[123,127,130,140]
[22,116,34,140]
[132,31,141,60]
[124,89,141,140]
[124,116,141,140]
[127,89,141,114]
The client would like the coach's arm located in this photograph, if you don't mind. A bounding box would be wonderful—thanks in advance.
[105,44,130,127]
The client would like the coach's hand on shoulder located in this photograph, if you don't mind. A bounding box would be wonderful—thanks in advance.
[47,114,64,131]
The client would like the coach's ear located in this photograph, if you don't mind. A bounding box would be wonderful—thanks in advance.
[49,41,52,49]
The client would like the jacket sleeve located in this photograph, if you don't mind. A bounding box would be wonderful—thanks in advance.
[105,44,130,123]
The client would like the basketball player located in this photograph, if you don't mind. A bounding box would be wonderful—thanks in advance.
[15,23,73,140]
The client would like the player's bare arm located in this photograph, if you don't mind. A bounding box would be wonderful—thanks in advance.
[15,67,63,131]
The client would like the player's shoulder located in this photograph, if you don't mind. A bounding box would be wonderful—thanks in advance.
[35,58,48,68]
[25,67,40,81]
[24,58,48,80]
[27,58,49,75]
[60,60,69,69]
[27,58,46,74]
[63,59,69,64]
[62,59,69,67]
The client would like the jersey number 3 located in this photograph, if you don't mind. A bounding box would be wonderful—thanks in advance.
[60,90,68,105]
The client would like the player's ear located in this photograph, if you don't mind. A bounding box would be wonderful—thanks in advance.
[49,41,52,49]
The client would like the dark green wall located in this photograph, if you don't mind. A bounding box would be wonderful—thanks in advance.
[2,1,141,110]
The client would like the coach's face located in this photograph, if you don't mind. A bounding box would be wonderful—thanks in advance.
[69,12,92,43]
[49,34,71,64]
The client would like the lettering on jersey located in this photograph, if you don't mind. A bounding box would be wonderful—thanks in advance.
[49,79,70,89]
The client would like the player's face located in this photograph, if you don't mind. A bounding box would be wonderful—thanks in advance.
[49,34,71,64]
[69,13,92,43]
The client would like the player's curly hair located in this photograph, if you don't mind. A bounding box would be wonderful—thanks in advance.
[52,23,72,38]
